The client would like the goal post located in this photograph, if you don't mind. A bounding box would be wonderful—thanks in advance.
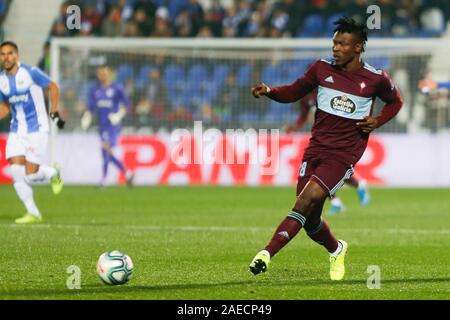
[50,37,450,140]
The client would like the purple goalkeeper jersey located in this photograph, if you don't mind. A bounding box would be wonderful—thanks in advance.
[87,82,131,131]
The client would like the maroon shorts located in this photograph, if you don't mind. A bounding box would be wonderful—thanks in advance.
[296,153,354,197]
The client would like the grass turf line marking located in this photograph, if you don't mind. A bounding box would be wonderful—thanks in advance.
[3,224,450,235]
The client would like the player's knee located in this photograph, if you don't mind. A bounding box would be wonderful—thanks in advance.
[25,173,40,183]
[294,189,326,214]
[293,194,314,215]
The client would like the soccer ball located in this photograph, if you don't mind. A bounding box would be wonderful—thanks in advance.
[96,250,134,285]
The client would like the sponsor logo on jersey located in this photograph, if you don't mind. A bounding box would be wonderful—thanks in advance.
[9,93,29,104]
[97,99,113,108]
[330,95,356,113]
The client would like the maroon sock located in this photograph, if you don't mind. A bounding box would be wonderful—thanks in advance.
[265,210,306,257]
[306,218,339,253]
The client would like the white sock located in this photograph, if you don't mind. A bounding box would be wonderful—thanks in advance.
[330,241,343,257]
[331,196,343,207]
[26,165,57,184]
[10,165,41,218]
[358,179,367,190]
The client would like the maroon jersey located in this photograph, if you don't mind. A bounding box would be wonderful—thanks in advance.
[295,89,317,128]
[268,59,403,165]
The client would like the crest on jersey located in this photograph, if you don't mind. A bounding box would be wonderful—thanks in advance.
[360,82,366,91]
[106,88,114,97]
[330,95,356,114]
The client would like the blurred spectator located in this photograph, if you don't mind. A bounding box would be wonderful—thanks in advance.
[223,0,251,37]
[101,6,125,37]
[79,21,94,37]
[216,72,245,122]
[186,0,205,36]
[246,0,271,37]
[168,105,193,125]
[205,0,226,37]
[174,9,193,37]
[135,96,165,126]
[151,7,172,37]
[146,68,166,104]
[50,20,71,37]
[133,0,157,18]
[197,25,213,38]
[82,3,103,35]
[268,7,289,37]
[48,0,450,39]
[122,20,140,37]
[133,8,153,36]
[194,102,220,125]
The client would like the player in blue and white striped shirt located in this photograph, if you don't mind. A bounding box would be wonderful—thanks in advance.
[0,41,65,224]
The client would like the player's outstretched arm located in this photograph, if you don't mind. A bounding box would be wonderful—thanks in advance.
[251,83,271,98]
[48,81,65,129]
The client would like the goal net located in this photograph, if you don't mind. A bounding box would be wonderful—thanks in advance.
[51,38,450,134]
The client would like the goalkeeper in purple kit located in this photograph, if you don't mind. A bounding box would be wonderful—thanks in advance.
[81,64,134,186]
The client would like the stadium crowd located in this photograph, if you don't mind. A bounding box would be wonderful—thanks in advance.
[41,1,450,132]
[50,0,450,39]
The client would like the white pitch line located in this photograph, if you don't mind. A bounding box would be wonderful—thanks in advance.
[3,223,450,235]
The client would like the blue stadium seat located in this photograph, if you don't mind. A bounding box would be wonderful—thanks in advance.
[262,64,283,84]
[135,64,155,90]
[287,58,315,80]
[297,14,325,38]
[236,64,252,86]
[187,64,209,83]
[116,64,134,85]
[164,64,186,106]
[264,102,294,123]
[239,112,259,123]
[164,64,185,86]
[212,64,230,86]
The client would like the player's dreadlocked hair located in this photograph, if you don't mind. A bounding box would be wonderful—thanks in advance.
[333,17,368,52]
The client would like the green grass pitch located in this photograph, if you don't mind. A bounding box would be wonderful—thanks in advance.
[0,185,449,300]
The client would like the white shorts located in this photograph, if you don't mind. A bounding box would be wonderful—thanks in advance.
[6,132,49,164]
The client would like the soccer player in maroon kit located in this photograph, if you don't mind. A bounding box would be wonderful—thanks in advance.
[249,17,403,280]
[285,89,371,215]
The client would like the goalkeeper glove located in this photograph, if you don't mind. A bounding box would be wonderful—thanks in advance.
[108,108,127,125]
[81,111,92,131]
[50,112,65,129]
